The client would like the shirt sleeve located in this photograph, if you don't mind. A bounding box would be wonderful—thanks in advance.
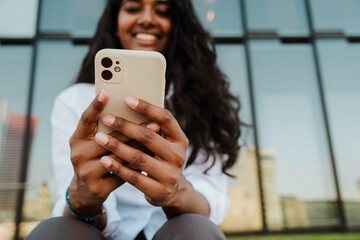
[50,87,121,237]
[183,150,230,225]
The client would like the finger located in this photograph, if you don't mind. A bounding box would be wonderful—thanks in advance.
[107,121,160,143]
[125,97,186,142]
[100,156,167,202]
[107,153,128,166]
[108,131,130,143]
[100,174,125,193]
[70,141,108,166]
[95,132,165,176]
[76,157,111,180]
[74,89,109,139]
[78,154,127,181]
[101,115,171,160]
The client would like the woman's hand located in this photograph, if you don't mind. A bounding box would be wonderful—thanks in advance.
[95,97,210,218]
[66,90,160,228]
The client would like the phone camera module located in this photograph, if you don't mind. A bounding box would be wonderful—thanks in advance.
[114,66,121,73]
[101,57,112,68]
[101,70,112,80]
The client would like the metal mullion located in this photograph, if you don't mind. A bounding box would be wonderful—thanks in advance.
[213,37,244,44]
[304,0,347,233]
[14,0,43,239]
[240,0,268,234]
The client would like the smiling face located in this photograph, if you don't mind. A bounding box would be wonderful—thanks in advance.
[117,0,172,53]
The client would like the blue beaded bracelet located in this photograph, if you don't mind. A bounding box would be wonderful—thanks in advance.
[65,187,104,227]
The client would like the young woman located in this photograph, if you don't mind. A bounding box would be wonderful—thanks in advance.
[27,0,241,239]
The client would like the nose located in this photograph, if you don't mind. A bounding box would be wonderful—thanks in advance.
[138,6,155,27]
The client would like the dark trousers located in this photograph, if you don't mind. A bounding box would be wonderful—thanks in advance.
[25,214,226,240]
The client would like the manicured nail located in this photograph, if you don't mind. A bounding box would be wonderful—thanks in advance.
[101,156,112,168]
[103,115,115,125]
[98,89,106,102]
[146,122,160,131]
[95,132,109,144]
[126,96,139,108]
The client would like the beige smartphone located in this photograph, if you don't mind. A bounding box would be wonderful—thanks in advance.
[95,49,166,133]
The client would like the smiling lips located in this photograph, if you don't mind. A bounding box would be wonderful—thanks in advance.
[134,33,158,42]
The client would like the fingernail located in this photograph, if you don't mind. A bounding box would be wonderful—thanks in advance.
[103,115,115,125]
[146,122,160,131]
[98,89,106,102]
[126,96,139,108]
[101,156,112,168]
[95,132,109,144]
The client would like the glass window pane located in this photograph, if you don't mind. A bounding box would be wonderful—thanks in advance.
[40,0,105,37]
[0,45,32,239]
[318,39,360,230]
[245,0,308,36]
[193,0,243,37]
[310,0,360,36]
[216,45,251,125]
[216,45,262,232]
[70,0,106,37]
[22,40,88,237]
[250,40,339,230]
[0,0,38,37]
[40,0,71,33]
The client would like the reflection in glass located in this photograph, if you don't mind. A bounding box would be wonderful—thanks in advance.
[21,40,88,237]
[245,0,308,36]
[40,0,105,37]
[310,0,360,36]
[192,0,243,37]
[0,45,32,239]
[250,40,339,229]
[0,0,38,37]
[318,39,360,229]
[216,45,262,232]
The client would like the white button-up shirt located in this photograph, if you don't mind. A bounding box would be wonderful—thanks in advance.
[51,83,229,240]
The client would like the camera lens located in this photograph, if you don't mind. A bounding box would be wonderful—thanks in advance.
[101,57,112,68]
[101,70,112,80]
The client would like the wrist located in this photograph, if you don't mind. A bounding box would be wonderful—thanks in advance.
[66,187,106,227]
[162,174,210,219]
[162,175,191,217]
[67,190,101,216]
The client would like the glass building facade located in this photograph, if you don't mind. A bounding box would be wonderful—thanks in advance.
[0,0,359,239]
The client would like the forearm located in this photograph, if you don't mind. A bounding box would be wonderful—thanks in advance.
[162,174,210,219]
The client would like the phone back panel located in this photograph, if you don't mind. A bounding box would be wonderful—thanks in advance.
[95,49,166,133]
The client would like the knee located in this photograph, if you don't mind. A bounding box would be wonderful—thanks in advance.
[153,214,226,240]
[25,216,105,240]
[25,217,62,240]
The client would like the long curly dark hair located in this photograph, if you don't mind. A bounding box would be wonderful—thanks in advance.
[76,0,242,176]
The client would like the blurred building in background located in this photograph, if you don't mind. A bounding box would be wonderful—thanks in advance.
[358,179,360,202]
[0,0,360,239]
[0,107,38,219]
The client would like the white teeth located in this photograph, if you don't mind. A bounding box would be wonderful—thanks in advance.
[135,33,157,41]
